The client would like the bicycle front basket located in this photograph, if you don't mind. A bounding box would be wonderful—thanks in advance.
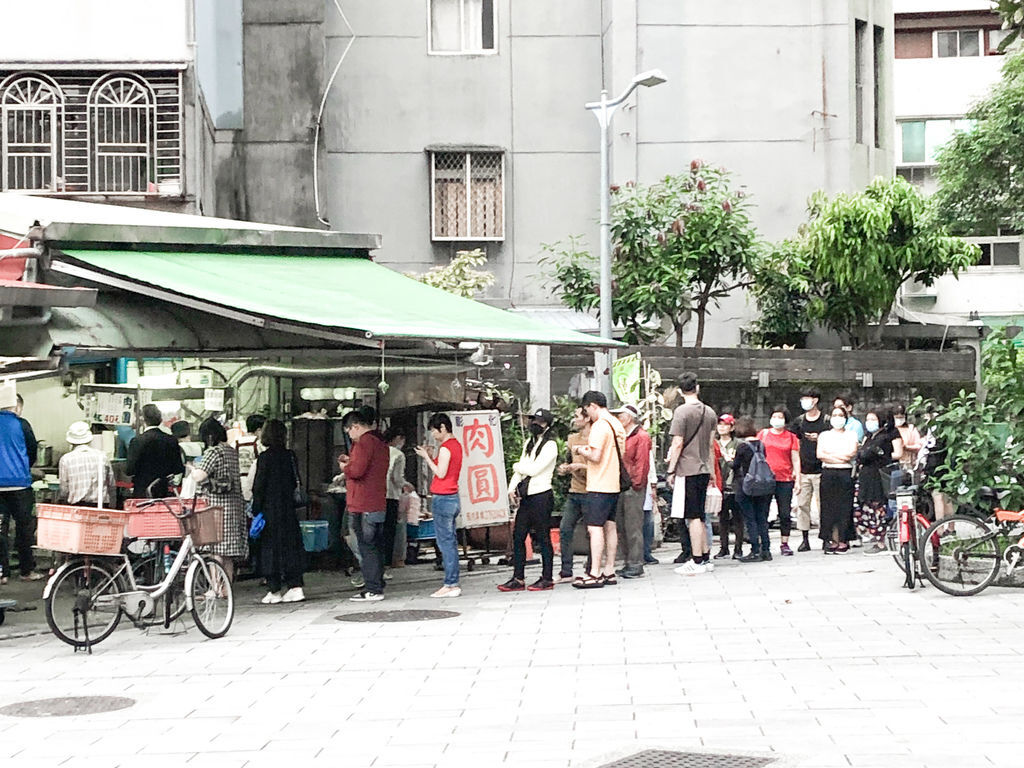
[180,505,223,546]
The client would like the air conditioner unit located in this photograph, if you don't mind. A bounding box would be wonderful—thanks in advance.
[903,279,938,298]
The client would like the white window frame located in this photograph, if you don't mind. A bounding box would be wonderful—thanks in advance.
[933,28,982,58]
[430,150,505,242]
[87,73,156,194]
[0,73,64,192]
[426,0,498,56]
[965,235,1023,271]
[896,116,972,168]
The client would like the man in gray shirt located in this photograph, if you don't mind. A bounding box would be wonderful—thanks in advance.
[665,373,718,575]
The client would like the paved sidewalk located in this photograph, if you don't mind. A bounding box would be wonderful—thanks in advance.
[0,541,1022,768]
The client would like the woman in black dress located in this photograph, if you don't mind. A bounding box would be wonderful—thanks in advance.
[854,406,904,553]
[253,419,306,604]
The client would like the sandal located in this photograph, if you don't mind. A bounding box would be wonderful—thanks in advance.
[601,574,618,586]
[571,573,604,589]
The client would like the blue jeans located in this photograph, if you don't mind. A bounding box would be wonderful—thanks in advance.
[432,493,461,586]
[736,490,771,555]
[643,508,655,561]
[559,492,586,576]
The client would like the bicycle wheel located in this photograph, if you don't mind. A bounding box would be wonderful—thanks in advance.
[132,552,187,624]
[918,515,1001,596]
[45,559,123,648]
[186,558,234,639]
[885,524,905,574]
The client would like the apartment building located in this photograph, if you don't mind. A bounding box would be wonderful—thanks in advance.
[231,0,893,347]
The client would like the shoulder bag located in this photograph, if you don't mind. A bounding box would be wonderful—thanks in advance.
[291,452,309,509]
[606,417,633,493]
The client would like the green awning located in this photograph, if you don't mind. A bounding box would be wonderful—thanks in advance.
[55,249,616,348]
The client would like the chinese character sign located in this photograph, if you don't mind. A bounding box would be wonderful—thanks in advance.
[450,410,509,528]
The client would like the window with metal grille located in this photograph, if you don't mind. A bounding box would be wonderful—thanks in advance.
[89,75,155,193]
[431,151,504,240]
[0,69,182,196]
[1,74,63,191]
[429,0,496,54]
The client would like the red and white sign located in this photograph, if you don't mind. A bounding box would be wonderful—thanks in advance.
[450,410,509,528]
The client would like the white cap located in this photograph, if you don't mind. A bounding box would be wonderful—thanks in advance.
[0,381,16,411]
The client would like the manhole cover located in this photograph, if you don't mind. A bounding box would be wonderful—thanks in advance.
[599,750,774,768]
[335,609,459,623]
[0,696,135,718]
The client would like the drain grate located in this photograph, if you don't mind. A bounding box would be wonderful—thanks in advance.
[598,750,774,768]
[336,609,459,623]
[0,696,135,718]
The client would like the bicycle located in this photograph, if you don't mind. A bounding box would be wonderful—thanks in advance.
[917,508,1024,596]
[43,495,233,652]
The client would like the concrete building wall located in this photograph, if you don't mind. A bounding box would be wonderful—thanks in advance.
[237,0,893,347]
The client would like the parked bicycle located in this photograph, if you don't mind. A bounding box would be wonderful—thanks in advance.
[917,506,1024,596]
[42,494,233,652]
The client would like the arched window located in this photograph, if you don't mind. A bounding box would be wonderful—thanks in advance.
[1,74,63,191]
[88,75,155,193]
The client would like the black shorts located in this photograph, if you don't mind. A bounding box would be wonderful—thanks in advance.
[682,473,710,520]
[584,492,619,526]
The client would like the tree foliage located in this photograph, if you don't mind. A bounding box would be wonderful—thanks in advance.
[541,161,760,348]
[748,239,812,346]
[934,49,1024,234]
[801,177,978,346]
[411,248,495,299]
[993,0,1024,49]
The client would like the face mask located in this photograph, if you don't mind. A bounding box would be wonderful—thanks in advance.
[830,416,847,430]
[770,417,785,429]
[800,398,814,411]
[865,420,879,433]
[894,417,906,427]
[528,423,545,436]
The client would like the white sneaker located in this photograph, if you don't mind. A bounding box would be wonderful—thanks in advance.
[261,591,282,604]
[349,591,384,602]
[281,587,305,603]
[351,575,365,588]
[430,585,461,598]
[383,569,393,580]
[704,560,715,572]
[674,561,707,576]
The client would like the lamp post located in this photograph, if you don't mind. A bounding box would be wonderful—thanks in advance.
[585,69,667,395]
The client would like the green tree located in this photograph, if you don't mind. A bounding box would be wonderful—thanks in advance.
[800,177,978,347]
[993,1,1024,49]
[934,49,1024,234]
[748,239,812,347]
[411,248,495,299]
[541,162,760,349]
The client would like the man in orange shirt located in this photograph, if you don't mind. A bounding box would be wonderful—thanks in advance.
[571,390,626,589]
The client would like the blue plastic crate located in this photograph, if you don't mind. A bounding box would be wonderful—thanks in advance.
[414,519,436,540]
[299,520,329,552]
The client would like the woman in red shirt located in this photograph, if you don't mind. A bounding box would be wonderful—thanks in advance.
[757,405,801,557]
[414,413,464,598]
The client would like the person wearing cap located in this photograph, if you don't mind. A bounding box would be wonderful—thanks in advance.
[500,408,559,591]
[557,405,591,581]
[0,382,40,583]
[714,414,745,560]
[612,404,652,579]
[58,421,115,507]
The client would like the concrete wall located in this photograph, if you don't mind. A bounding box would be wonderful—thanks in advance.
[236,0,893,346]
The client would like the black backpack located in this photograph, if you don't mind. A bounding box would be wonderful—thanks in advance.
[742,440,776,496]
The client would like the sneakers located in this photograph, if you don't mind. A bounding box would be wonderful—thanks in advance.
[556,572,574,584]
[738,552,763,563]
[713,549,731,560]
[281,587,305,603]
[761,551,773,562]
[351,575,365,588]
[732,550,744,560]
[780,543,794,557]
[19,572,44,582]
[703,560,715,572]
[644,556,660,565]
[349,591,384,602]
[261,591,282,604]
[497,578,525,592]
[526,578,554,591]
[673,561,707,576]
[430,585,461,598]
[617,567,645,579]
[797,540,811,552]
[864,542,889,555]
[673,552,691,564]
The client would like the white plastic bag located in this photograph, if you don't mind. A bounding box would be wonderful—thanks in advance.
[180,471,197,499]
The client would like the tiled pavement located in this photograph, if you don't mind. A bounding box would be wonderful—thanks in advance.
[1,539,1022,768]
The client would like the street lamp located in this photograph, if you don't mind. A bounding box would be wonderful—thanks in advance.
[585,69,667,395]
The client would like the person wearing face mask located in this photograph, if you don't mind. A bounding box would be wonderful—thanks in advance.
[500,409,559,592]
[854,407,904,554]
[832,394,864,442]
[891,403,922,471]
[713,414,745,560]
[756,406,801,556]
[791,387,827,552]
[817,406,860,553]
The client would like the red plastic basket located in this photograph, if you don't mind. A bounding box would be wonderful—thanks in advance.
[36,504,128,555]
[124,498,209,539]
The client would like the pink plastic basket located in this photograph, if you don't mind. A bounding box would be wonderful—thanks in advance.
[124,498,209,539]
[36,504,127,555]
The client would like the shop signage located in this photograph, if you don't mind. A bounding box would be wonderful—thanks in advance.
[91,392,135,425]
[612,352,642,404]
[449,409,510,528]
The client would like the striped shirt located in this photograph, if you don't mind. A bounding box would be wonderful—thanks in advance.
[58,445,115,506]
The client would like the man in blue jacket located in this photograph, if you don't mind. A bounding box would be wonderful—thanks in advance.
[0,383,40,583]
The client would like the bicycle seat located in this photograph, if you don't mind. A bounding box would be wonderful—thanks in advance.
[995,509,1024,523]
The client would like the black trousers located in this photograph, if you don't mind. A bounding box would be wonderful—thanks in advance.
[384,498,399,569]
[353,513,386,594]
[0,488,35,577]
[513,490,554,581]
[718,493,745,551]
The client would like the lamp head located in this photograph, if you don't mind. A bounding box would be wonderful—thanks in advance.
[632,69,667,88]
